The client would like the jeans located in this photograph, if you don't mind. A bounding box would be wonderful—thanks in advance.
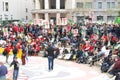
[0,76,6,80]
[13,69,19,80]
[48,56,54,71]
[13,54,17,59]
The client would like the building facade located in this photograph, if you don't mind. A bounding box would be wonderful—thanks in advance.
[0,0,33,21]
[32,0,75,23]
[75,0,120,23]
[32,0,120,23]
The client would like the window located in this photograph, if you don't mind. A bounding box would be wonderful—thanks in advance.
[107,2,110,8]
[118,2,120,5]
[97,16,103,21]
[26,8,28,13]
[98,2,102,9]
[76,2,83,8]
[85,2,92,9]
[60,0,65,9]
[4,15,8,20]
[26,16,28,20]
[118,2,120,8]
[5,2,8,11]
[111,2,115,8]
[50,0,56,9]
[107,16,115,22]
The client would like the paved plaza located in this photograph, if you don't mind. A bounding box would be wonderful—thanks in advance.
[0,55,115,80]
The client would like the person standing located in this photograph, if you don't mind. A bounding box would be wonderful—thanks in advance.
[108,57,120,76]
[0,62,8,80]
[10,57,19,80]
[13,45,18,59]
[21,44,27,65]
[4,45,10,63]
[46,43,55,71]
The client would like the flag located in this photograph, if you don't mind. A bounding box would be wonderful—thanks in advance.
[68,19,74,25]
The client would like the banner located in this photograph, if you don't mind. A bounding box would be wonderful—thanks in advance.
[62,18,67,25]
[50,19,54,25]
[29,20,33,25]
[117,17,120,24]
[33,19,37,25]
[56,18,61,25]
[43,20,50,29]
[68,19,74,25]
[66,25,71,32]
[38,19,43,26]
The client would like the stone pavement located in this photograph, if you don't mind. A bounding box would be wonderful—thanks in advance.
[0,55,115,80]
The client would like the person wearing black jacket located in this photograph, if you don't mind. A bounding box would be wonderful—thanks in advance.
[13,46,18,59]
[46,42,55,71]
[10,57,19,80]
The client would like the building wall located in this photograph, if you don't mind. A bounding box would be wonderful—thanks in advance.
[32,0,120,23]
[32,0,75,22]
[75,0,120,23]
[0,0,33,21]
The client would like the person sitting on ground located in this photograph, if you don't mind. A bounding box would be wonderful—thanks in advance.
[107,56,120,77]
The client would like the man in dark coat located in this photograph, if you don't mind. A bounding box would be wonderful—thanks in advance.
[10,57,19,80]
[46,42,55,71]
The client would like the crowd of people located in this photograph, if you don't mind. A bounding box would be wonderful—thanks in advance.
[0,22,120,79]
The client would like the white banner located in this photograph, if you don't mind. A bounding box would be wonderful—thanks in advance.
[33,19,37,25]
[43,20,50,29]
[62,18,67,25]
[56,18,61,25]
[50,19,54,25]
[38,19,43,26]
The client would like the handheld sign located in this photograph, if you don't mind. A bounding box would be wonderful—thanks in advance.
[56,18,61,25]
[62,18,67,25]
[117,17,120,24]
[38,19,43,26]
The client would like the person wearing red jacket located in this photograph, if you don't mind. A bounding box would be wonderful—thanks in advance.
[4,45,11,63]
[13,26,18,37]
[35,45,40,56]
